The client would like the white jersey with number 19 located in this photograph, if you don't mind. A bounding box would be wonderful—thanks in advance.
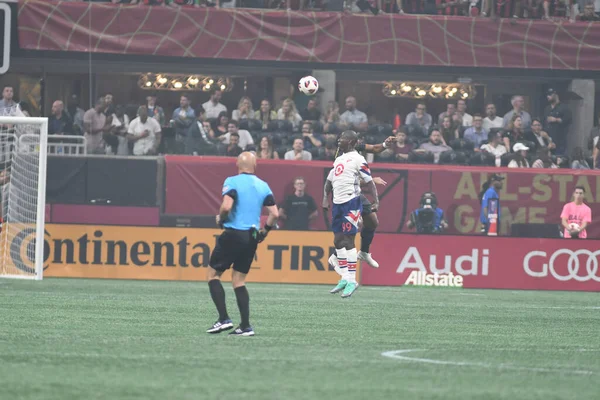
[329,151,372,204]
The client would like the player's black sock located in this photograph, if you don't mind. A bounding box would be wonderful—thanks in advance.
[360,229,375,253]
[208,279,229,321]
[234,285,250,329]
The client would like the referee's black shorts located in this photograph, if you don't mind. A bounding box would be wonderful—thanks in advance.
[209,228,258,274]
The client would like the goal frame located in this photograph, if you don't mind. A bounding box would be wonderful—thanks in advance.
[0,117,48,280]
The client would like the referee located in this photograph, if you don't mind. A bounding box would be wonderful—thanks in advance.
[207,152,278,337]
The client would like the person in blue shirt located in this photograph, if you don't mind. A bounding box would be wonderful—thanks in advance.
[206,152,278,337]
[480,174,504,234]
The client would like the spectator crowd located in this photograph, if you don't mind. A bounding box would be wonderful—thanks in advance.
[2,83,600,171]
[70,0,600,21]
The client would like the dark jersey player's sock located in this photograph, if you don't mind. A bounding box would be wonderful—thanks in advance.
[234,285,250,329]
[208,279,229,321]
[360,229,375,253]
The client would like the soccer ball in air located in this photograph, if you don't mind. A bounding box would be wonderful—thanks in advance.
[299,76,319,95]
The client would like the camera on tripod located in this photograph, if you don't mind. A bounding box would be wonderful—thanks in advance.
[407,192,447,234]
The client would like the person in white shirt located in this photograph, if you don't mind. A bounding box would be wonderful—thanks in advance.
[220,121,254,150]
[127,106,162,155]
[321,130,378,298]
[482,103,504,131]
[480,131,507,167]
[508,143,530,168]
[339,96,368,133]
[457,99,473,127]
[202,90,227,119]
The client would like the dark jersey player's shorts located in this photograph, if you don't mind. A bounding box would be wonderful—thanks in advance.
[360,194,372,216]
[332,196,362,234]
[209,228,258,274]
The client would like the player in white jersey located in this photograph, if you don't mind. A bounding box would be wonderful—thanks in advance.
[322,131,379,298]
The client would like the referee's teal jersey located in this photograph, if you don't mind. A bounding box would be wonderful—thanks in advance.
[221,173,275,230]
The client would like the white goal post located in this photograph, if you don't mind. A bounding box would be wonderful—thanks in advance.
[0,116,48,280]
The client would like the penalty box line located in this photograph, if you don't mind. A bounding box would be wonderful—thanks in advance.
[381,349,594,376]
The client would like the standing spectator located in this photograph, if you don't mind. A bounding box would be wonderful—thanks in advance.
[440,115,460,145]
[300,121,322,151]
[503,95,532,131]
[561,186,592,239]
[254,99,277,130]
[202,89,227,119]
[417,128,451,164]
[526,118,555,153]
[109,105,131,156]
[322,100,341,136]
[0,85,16,111]
[232,96,254,121]
[392,128,413,162]
[300,98,321,122]
[482,103,504,131]
[456,99,473,127]
[543,88,571,155]
[222,121,254,150]
[405,103,432,137]
[531,147,558,169]
[172,94,195,154]
[277,99,303,130]
[437,103,456,125]
[83,97,109,154]
[103,92,115,116]
[127,106,161,156]
[508,143,530,168]
[502,115,526,151]
[571,147,591,169]
[48,100,73,135]
[278,177,318,231]
[479,174,504,235]
[146,93,166,127]
[339,96,368,133]
[256,136,279,160]
[463,114,488,148]
[480,132,507,167]
[66,94,85,135]
[224,132,242,157]
[284,138,312,161]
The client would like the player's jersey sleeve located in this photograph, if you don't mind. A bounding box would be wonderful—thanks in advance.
[357,155,373,183]
[560,204,569,219]
[327,168,334,182]
[222,177,237,199]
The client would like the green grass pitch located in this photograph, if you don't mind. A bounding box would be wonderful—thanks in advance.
[0,278,598,400]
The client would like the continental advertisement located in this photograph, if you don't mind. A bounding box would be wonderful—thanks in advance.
[10,224,344,284]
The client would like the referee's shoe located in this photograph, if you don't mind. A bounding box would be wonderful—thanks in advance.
[206,319,234,334]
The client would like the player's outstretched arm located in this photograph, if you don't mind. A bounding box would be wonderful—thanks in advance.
[364,136,396,154]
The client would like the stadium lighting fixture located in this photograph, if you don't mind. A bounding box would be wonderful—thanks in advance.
[383,82,477,100]
[138,74,234,92]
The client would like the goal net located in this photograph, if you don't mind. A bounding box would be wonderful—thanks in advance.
[0,108,48,280]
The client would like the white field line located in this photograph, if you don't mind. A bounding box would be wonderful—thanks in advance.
[381,349,595,375]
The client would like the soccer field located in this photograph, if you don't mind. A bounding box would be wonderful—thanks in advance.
[0,279,598,400]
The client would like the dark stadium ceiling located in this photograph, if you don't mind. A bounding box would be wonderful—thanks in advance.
[11,51,598,84]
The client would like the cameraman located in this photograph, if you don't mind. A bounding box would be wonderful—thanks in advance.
[406,192,448,234]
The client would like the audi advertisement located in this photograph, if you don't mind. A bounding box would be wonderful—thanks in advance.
[363,234,600,292]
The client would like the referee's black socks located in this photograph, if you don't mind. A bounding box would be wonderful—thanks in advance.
[234,286,250,329]
[208,279,229,322]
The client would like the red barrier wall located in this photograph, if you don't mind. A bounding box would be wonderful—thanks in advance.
[363,234,600,292]
[164,156,600,238]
